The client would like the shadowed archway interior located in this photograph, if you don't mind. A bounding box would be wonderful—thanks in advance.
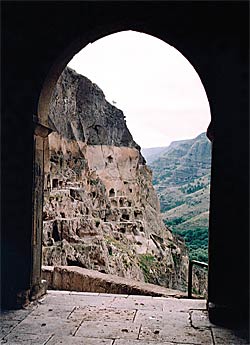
[1,2,249,328]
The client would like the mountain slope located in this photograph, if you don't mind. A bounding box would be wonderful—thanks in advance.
[144,133,211,262]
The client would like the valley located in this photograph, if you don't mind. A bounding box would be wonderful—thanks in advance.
[142,133,211,262]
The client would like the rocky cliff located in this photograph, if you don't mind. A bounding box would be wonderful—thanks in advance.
[42,67,190,291]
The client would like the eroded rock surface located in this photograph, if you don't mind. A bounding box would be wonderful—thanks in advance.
[43,67,190,291]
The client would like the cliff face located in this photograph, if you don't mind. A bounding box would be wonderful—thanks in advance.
[42,67,189,291]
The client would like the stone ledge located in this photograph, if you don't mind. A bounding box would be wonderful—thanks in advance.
[42,265,186,298]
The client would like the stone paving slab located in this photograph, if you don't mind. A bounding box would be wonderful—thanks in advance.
[12,315,81,336]
[110,297,164,311]
[99,293,129,298]
[0,308,33,322]
[161,298,206,312]
[29,303,75,318]
[212,327,249,344]
[69,305,136,322]
[1,291,249,345]
[127,295,154,300]
[46,335,113,345]
[190,309,212,328]
[114,340,191,345]
[135,309,189,327]
[75,320,141,339]
[139,324,214,344]
[0,333,51,345]
[0,321,19,340]
[69,291,100,296]
[43,293,116,307]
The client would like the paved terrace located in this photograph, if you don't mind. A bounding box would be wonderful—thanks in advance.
[1,291,248,344]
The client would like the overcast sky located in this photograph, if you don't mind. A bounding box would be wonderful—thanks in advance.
[68,31,211,148]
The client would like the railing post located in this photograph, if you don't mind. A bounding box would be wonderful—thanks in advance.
[188,260,193,298]
[187,260,208,299]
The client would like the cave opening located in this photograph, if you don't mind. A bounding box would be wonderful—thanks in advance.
[52,222,60,242]
[107,155,113,163]
[52,178,58,189]
[121,214,130,221]
[109,188,115,197]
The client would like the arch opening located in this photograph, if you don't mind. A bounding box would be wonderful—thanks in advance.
[39,29,212,298]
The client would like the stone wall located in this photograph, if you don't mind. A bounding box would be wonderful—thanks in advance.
[42,266,186,297]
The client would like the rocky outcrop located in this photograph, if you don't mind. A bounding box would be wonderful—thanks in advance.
[47,67,143,153]
[42,67,190,292]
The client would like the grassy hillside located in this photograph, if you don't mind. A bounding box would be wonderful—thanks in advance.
[143,133,211,262]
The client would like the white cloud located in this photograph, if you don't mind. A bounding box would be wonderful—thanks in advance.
[68,30,210,148]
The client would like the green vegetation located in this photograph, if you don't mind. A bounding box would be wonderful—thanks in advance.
[90,178,99,186]
[160,200,185,212]
[170,226,208,263]
[152,171,171,184]
[180,182,205,194]
[139,254,156,282]
[104,235,126,251]
[189,248,208,263]
[164,217,184,226]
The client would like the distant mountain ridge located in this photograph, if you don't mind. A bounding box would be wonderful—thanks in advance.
[143,133,211,262]
[141,146,168,164]
[143,133,211,186]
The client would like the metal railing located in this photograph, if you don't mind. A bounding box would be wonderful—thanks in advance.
[188,259,208,298]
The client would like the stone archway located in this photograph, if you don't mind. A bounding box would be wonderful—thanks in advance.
[36,26,213,298]
[2,3,248,326]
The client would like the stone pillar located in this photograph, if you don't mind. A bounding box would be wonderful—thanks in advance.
[207,38,249,326]
[30,116,53,301]
[1,108,34,308]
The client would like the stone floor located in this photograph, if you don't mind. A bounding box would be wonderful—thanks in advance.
[1,291,249,344]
